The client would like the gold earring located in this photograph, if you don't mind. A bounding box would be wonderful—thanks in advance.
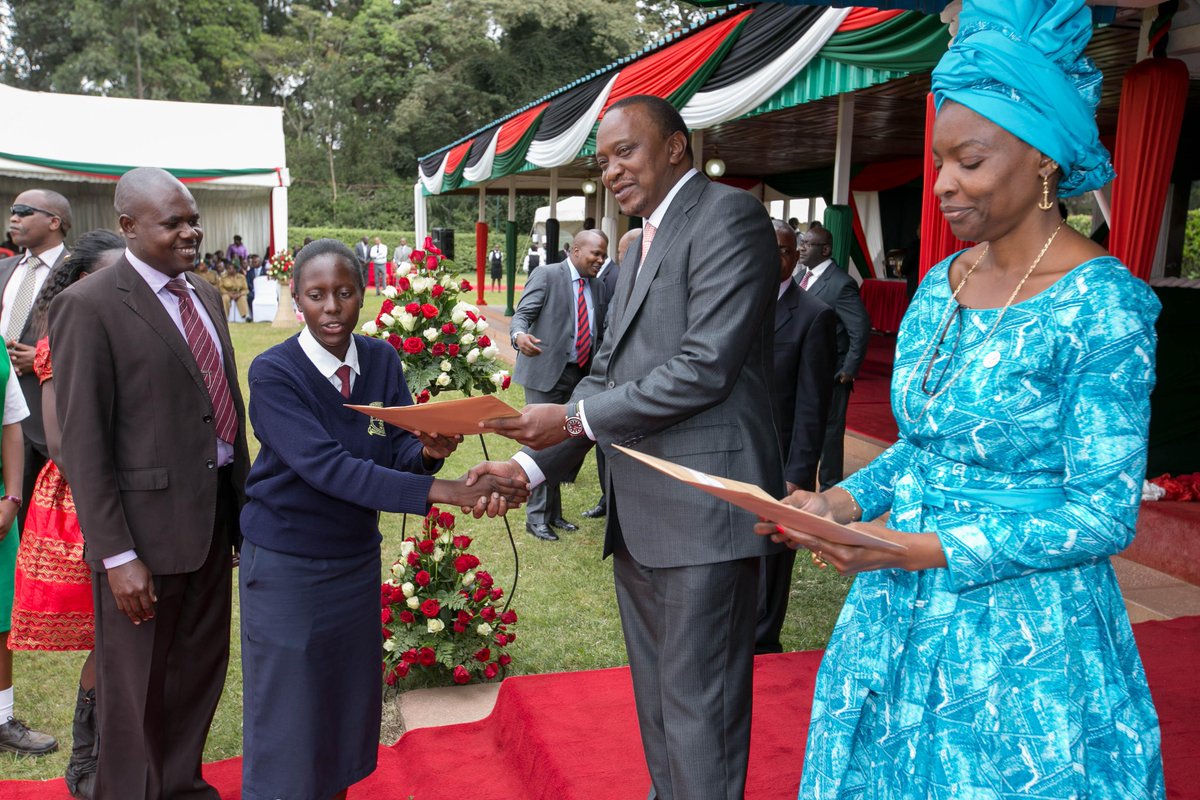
[1038,173,1054,211]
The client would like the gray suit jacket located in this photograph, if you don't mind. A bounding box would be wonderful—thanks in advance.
[510,260,608,394]
[527,174,784,568]
[806,260,870,378]
[0,248,70,454]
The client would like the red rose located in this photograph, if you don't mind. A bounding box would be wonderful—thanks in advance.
[417,390,431,404]
[441,322,456,335]
[454,554,480,574]
[414,570,431,587]
[495,633,508,646]
[397,276,411,291]
[431,284,444,298]
[420,598,440,618]
[381,626,392,639]
[473,588,489,603]
[420,303,438,319]
[405,301,420,315]
[402,337,425,354]
[399,610,415,624]
[476,571,493,589]
[418,647,436,667]
[385,669,398,686]
[439,511,455,529]
[452,535,472,550]
[456,609,473,624]
[387,333,403,352]
[480,606,497,622]
[381,608,393,624]
[380,299,395,314]
[461,280,472,292]
[500,610,517,625]
[396,662,410,678]
[478,335,491,347]
[453,621,467,633]
[506,632,516,642]
[474,647,491,663]
[498,653,512,666]
[406,552,420,566]
[417,539,435,554]
[484,663,499,680]
[501,375,511,389]
[465,310,478,322]
[402,648,419,664]
[448,344,460,356]
[490,588,503,601]
[411,249,426,263]
[426,255,439,272]
[453,665,471,684]
[431,343,446,357]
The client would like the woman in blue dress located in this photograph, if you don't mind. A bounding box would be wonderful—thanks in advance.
[759,2,1166,797]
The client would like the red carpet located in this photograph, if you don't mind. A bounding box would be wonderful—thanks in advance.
[3,617,1197,799]
[846,332,899,444]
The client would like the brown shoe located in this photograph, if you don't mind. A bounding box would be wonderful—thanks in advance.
[0,717,59,756]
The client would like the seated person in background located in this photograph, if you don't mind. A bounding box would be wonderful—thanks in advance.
[194,257,221,289]
[220,263,249,321]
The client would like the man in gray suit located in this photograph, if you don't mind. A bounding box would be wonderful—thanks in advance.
[477,95,782,800]
[1,189,72,529]
[797,225,870,490]
[509,229,609,541]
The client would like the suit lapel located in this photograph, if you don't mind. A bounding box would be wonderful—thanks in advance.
[776,282,797,332]
[115,259,210,398]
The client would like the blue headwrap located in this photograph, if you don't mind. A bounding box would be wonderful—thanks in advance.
[930,0,1114,197]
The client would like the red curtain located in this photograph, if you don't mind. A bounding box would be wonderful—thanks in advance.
[1108,58,1189,282]
[475,222,488,305]
[837,9,905,33]
[919,93,969,279]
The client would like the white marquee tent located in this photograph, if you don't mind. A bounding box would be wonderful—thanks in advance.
[0,82,290,258]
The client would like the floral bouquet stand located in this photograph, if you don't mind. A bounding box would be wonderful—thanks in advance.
[266,250,298,327]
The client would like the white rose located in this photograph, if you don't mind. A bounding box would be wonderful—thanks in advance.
[361,320,379,335]
[483,344,499,359]
[451,306,467,324]
[477,622,493,636]
[390,563,406,578]
[415,277,434,294]
[432,546,445,562]
[383,285,398,299]
[378,312,396,327]
[491,372,506,387]
[424,327,439,342]
[466,348,480,364]
[383,639,397,652]
[462,571,476,587]
[400,541,415,557]
[427,618,445,634]
[475,319,489,333]
[399,312,417,332]
[440,360,452,372]
[406,596,420,609]
[461,319,477,332]
[460,333,475,346]
[438,531,451,545]
[436,373,451,387]
[440,274,454,288]
[401,582,415,598]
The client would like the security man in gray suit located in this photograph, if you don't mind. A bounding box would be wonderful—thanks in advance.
[477,95,783,800]
[797,225,870,490]
[509,229,609,541]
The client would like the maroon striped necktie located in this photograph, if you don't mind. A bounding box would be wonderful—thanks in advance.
[575,277,591,367]
[164,279,238,443]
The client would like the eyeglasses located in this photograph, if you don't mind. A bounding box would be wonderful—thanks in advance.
[920,303,964,395]
[10,204,57,219]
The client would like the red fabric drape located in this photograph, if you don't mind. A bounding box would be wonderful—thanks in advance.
[837,9,905,33]
[850,158,923,193]
[847,193,878,278]
[919,93,969,279]
[1108,58,1189,282]
[475,222,488,305]
[442,141,473,176]
[495,103,548,154]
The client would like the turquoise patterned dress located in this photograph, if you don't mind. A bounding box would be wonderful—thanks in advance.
[801,254,1166,799]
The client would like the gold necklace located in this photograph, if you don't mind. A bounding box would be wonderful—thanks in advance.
[900,220,1065,424]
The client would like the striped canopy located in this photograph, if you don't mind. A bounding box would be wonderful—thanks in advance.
[418,5,949,195]
[688,0,950,11]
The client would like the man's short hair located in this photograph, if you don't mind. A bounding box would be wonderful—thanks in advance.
[606,95,693,160]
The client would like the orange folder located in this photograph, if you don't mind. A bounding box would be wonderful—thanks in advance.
[347,394,520,436]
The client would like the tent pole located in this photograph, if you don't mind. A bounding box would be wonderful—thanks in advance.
[414,182,428,248]
[505,179,517,316]
[832,92,855,206]
[477,187,487,305]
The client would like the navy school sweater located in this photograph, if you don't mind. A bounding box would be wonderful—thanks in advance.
[241,334,440,558]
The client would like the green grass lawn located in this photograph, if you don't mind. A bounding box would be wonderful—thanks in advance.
[3,292,851,781]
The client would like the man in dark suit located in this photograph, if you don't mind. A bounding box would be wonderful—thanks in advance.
[582,228,636,520]
[755,220,837,654]
[1,189,72,529]
[477,96,782,800]
[509,229,609,541]
[354,235,370,290]
[798,225,870,490]
[51,168,250,799]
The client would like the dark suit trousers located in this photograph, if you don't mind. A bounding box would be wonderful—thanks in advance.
[755,548,797,654]
[613,539,759,800]
[93,471,235,800]
[819,380,852,491]
[524,362,586,525]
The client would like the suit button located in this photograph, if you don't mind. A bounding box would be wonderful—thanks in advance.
[206,459,215,469]
[203,414,213,424]
[607,380,615,388]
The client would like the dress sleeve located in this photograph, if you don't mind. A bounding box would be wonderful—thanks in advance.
[34,336,52,384]
[938,271,1159,592]
[838,437,918,520]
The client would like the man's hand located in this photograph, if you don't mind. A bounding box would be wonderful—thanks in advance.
[514,333,543,357]
[458,459,532,518]
[785,481,800,495]
[107,559,158,625]
[413,430,463,463]
[835,371,855,385]
[481,403,569,450]
[7,342,36,377]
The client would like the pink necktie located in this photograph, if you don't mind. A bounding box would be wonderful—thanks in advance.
[336,364,352,398]
[163,279,238,443]
[799,269,813,290]
[640,223,656,263]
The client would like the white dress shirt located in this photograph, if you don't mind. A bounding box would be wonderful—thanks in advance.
[1,242,63,338]
[370,243,389,264]
[797,258,833,288]
[1,347,29,426]
[298,326,359,393]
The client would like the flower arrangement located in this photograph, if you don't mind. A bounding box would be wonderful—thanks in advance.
[265,250,294,282]
[361,236,510,403]
[381,508,517,689]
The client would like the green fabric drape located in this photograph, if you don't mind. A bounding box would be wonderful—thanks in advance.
[821,12,949,71]
[0,152,277,180]
[823,204,853,271]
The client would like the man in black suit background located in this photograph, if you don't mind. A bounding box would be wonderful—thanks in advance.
[1,189,72,529]
[756,220,837,654]
[797,225,870,490]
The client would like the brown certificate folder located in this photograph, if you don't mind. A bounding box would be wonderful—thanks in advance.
[612,445,907,553]
[347,395,520,436]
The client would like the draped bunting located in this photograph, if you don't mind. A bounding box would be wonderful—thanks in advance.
[418,4,947,196]
[0,153,279,181]
[919,92,970,278]
[1107,58,1189,281]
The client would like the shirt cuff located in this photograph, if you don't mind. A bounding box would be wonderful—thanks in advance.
[511,452,546,489]
[103,550,138,570]
[577,400,597,441]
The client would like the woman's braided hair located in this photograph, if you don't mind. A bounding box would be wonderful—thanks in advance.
[31,229,125,339]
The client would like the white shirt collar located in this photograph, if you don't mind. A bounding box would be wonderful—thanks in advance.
[778,278,794,300]
[125,247,181,295]
[298,326,360,381]
[566,258,585,283]
[23,242,65,269]
[645,168,699,229]
[804,258,834,283]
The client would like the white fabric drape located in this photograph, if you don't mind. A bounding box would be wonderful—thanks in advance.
[853,190,885,280]
[526,74,619,169]
[462,133,500,184]
[419,155,447,195]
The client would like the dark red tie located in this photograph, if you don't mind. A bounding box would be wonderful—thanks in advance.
[336,364,352,398]
[164,279,238,443]
[575,278,591,367]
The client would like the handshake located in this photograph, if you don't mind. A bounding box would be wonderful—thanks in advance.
[449,460,533,519]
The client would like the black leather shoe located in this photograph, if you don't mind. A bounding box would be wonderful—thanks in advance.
[549,517,578,531]
[582,498,607,519]
[0,718,59,756]
[526,522,559,541]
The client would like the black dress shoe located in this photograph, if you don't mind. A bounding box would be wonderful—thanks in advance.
[0,718,58,756]
[526,522,559,541]
[548,517,578,531]
[582,497,607,518]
